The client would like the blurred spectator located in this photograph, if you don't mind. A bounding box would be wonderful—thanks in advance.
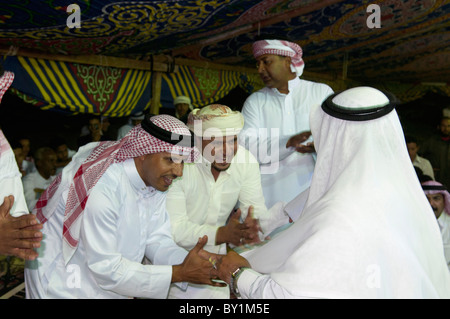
[50,137,76,175]
[22,147,57,211]
[405,135,435,180]
[116,111,145,140]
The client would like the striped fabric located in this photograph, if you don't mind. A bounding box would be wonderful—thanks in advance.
[3,55,263,115]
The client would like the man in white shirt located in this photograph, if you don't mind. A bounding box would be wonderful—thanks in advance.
[25,114,220,299]
[239,39,333,208]
[422,180,450,271]
[406,135,435,180]
[22,147,57,211]
[0,68,42,260]
[166,104,290,298]
[212,87,450,298]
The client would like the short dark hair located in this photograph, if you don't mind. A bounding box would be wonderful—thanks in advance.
[405,135,418,145]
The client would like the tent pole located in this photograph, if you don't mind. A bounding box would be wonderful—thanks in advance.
[150,71,162,115]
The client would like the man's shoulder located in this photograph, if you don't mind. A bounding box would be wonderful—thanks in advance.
[298,78,333,93]
[22,170,40,183]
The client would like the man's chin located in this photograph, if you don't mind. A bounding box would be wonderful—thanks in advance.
[212,163,231,172]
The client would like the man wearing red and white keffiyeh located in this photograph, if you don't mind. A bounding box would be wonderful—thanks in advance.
[239,38,334,209]
[0,66,43,261]
[25,114,223,299]
[422,180,450,270]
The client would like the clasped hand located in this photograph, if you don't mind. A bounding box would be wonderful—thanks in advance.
[216,205,262,247]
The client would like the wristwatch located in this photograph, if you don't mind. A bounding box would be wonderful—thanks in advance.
[230,267,248,297]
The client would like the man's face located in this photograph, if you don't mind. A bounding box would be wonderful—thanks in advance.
[201,135,238,172]
[134,152,185,191]
[406,142,419,161]
[56,144,69,161]
[425,193,445,219]
[175,103,190,118]
[256,54,292,90]
[439,119,450,137]
[19,138,30,157]
[38,151,57,179]
[88,119,101,134]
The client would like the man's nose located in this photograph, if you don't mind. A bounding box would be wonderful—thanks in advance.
[172,163,183,177]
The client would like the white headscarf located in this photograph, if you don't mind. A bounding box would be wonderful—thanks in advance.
[244,87,450,298]
[187,104,244,137]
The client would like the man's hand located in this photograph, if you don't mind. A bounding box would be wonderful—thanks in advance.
[242,206,262,245]
[286,131,315,153]
[0,195,43,260]
[216,209,247,246]
[172,235,225,287]
[216,207,263,246]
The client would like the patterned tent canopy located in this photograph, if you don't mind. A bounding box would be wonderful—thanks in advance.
[0,0,449,115]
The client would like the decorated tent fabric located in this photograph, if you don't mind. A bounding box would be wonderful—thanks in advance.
[3,55,263,116]
[161,65,263,109]
[3,55,152,117]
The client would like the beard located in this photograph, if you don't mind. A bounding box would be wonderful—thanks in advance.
[211,161,231,172]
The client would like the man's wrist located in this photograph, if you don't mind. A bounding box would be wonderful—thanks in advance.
[230,267,249,297]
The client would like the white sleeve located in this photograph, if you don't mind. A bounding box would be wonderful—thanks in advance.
[236,150,289,235]
[240,95,292,164]
[166,177,219,249]
[238,269,299,299]
[0,131,29,216]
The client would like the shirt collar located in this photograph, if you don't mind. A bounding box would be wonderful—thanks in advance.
[123,158,157,196]
[198,154,234,177]
[271,76,301,95]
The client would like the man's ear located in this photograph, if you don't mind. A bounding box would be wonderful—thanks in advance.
[284,56,292,69]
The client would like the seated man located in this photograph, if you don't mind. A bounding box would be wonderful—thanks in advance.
[422,180,450,271]
[212,87,450,299]
[166,104,290,299]
[25,115,221,299]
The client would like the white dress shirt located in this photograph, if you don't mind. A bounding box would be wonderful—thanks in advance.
[22,171,55,211]
[437,211,450,271]
[25,158,188,299]
[413,154,435,180]
[240,77,333,207]
[166,145,289,298]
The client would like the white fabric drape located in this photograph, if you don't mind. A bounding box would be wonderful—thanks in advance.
[243,88,450,298]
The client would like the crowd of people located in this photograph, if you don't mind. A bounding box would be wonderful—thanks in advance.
[0,38,449,299]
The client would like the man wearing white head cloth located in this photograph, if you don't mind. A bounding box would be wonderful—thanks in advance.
[25,114,222,299]
[174,95,194,124]
[239,39,334,209]
[212,87,450,298]
[166,104,290,299]
[422,180,450,270]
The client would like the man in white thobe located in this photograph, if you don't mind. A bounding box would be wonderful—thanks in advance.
[25,115,221,299]
[166,104,290,299]
[213,87,450,299]
[239,39,333,208]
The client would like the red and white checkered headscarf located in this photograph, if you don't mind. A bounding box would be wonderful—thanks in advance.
[253,39,305,76]
[0,71,14,103]
[35,114,198,263]
[422,181,450,216]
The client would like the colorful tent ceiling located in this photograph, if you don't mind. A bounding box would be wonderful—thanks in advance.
[2,55,262,116]
[1,0,449,83]
[0,0,449,115]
